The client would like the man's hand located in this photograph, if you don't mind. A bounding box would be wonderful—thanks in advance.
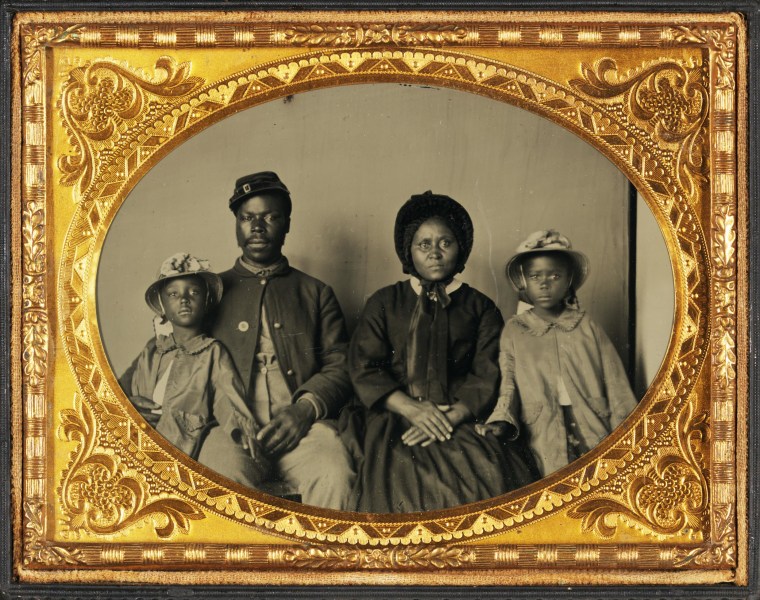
[256,400,316,457]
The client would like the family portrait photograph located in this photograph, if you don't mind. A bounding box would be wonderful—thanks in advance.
[4,5,751,595]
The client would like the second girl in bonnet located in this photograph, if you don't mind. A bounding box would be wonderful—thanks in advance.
[476,230,638,477]
[347,192,535,513]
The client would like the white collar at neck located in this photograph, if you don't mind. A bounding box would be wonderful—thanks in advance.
[409,277,463,296]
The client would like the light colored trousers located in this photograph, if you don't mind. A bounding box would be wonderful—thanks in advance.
[197,420,355,511]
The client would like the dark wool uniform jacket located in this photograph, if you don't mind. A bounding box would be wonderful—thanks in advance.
[210,258,352,419]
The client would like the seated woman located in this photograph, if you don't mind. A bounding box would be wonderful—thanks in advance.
[347,191,536,513]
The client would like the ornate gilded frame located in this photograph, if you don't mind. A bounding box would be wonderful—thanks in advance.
[5,5,752,593]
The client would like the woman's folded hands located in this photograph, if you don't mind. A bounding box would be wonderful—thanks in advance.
[385,391,471,447]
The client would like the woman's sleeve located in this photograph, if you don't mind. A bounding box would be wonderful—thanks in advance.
[451,300,505,419]
[209,344,258,441]
[348,291,402,409]
[485,324,521,440]
[592,320,638,429]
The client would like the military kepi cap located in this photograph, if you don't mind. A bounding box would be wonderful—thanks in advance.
[229,171,291,213]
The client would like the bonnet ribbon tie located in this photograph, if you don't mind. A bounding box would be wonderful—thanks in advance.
[406,280,451,404]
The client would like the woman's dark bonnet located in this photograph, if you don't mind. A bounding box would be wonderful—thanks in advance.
[394,191,474,277]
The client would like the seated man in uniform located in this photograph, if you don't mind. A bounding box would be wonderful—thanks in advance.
[198,171,355,510]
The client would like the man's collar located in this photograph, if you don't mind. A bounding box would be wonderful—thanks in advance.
[513,307,585,336]
[234,256,290,278]
[409,277,463,296]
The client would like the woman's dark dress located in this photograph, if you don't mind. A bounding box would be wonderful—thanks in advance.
[348,280,534,513]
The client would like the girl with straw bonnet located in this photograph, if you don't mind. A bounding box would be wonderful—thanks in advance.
[119,252,270,487]
[475,230,638,477]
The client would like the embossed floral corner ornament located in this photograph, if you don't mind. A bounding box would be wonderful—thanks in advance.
[13,11,743,582]
[568,405,709,540]
[570,55,708,201]
[58,395,205,540]
[58,56,205,196]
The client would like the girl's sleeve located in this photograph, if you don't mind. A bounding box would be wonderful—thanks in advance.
[118,339,156,398]
[348,291,402,409]
[485,323,521,440]
[209,344,258,441]
[117,341,164,425]
[593,320,638,428]
[451,300,505,419]
[118,356,139,397]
